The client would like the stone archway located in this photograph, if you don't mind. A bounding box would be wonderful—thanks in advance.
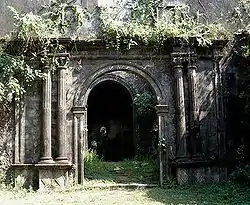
[72,62,168,185]
[87,80,134,161]
[73,62,165,106]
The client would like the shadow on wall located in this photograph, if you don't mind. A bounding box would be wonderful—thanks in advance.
[224,55,250,172]
[0,103,14,185]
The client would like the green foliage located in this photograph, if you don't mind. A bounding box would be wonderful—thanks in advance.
[0,1,88,105]
[134,92,157,118]
[0,0,249,105]
[1,183,250,204]
[146,183,250,205]
[101,4,230,49]
[233,0,250,57]
[0,54,42,103]
[241,44,250,58]
[84,151,158,184]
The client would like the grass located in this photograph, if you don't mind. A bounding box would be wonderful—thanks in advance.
[0,183,250,204]
[1,153,250,204]
[84,151,159,184]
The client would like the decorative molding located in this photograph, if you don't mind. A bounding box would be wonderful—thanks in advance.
[71,106,87,115]
[84,73,136,105]
[156,105,168,115]
[171,52,198,66]
[74,62,165,106]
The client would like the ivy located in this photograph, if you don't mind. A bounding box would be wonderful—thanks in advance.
[0,54,43,103]
[134,92,157,119]
[100,4,230,49]
[0,0,250,106]
[0,0,89,105]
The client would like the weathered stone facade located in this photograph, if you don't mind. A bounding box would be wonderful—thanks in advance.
[7,38,228,189]
[0,0,239,37]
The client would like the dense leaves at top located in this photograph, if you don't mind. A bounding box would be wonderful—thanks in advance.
[0,0,249,104]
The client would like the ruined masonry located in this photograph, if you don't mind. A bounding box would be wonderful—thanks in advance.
[12,39,228,189]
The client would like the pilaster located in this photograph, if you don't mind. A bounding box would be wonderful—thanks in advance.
[187,65,200,155]
[156,105,168,185]
[55,55,70,163]
[173,64,187,157]
[72,106,87,184]
[39,68,54,164]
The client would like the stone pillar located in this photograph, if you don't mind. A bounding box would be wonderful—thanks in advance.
[78,114,84,184]
[39,69,54,164]
[156,105,168,186]
[72,106,87,184]
[73,114,78,184]
[56,66,69,164]
[82,106,88,153]
[174,65,187,157]
[187,65,199,154]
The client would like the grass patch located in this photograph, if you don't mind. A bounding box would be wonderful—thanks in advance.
[147,183,250,205]
[0,183,250,204]
[84,151,159,184]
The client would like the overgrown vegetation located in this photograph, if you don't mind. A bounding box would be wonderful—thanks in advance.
[84,151,158,184]
[133,91,158,156]
[0,0,249,105]
[0,0,250,188]
[1,182,250,204]
[101,3,229,50]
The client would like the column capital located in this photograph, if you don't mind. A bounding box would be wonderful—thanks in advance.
[43,66,51,73]
[156,105,168,115]
[171,52,198,67]
[58,66,67,70]
[52,53,70,68]
[187,65,197,70]
[72,106,87,115]
[173,64,184,70]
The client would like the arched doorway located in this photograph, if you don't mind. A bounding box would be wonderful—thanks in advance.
[87,80,134,161]
[73,63,168,184]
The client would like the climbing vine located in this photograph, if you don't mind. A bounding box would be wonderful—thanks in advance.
[100,3,229,49]
[0,0,250,106]
[0,1,89,104]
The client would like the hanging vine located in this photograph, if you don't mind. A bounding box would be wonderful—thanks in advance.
[0,0,250,106]
[100,3,230,50]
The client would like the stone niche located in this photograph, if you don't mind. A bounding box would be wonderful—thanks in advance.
[11,39,228,189]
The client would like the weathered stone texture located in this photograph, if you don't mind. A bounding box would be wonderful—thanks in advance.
[37,165,74,189]
[13,165,37,189]
[5,42,228,188]
[24,87,41,164]
[196,59,218,158]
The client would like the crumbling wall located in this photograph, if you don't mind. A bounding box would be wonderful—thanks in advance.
[0,0,239,36]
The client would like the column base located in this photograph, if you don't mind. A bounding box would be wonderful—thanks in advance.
[55,157,70,164]
[38,157,55,164]
[12,164,37,190]
[35,164,74,189]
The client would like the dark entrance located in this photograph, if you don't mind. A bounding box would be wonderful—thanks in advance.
[87,80,134,161]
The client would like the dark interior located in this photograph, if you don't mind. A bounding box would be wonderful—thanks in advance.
[87,80,134,161]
